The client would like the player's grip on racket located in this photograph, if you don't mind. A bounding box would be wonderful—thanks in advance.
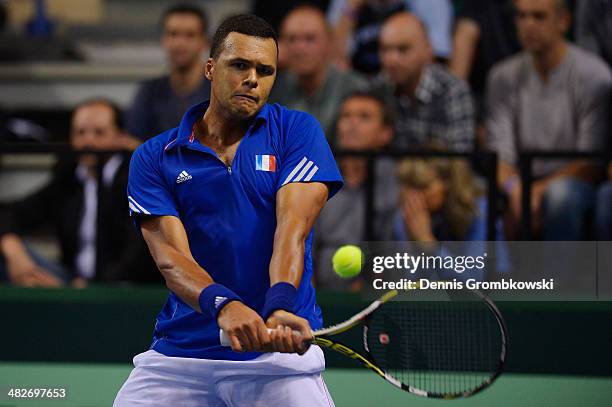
[221,288,508,400]
[219,328,304,347]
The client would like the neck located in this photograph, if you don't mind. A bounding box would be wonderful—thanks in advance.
[298,67,328,96]
[170,60,204,96]
[199,99,249,146]
[532,40,567,81]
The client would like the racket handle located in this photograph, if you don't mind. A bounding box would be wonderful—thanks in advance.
[219,328,302,347]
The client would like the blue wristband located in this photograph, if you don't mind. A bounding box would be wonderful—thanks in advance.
[198,283,242,321]
[261,282,298,321]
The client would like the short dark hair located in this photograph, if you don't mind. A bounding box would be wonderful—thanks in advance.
[161,3,208,36]
[73,98,125,130]
[341,91,395,128]
[210,14,277,59]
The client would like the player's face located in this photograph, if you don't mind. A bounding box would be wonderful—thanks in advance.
[337,97,391,150]
[515,0,569,54]
[206,32,277,120]
[379,18,432,87]
[162,13,208,71]
[280,9,330,77]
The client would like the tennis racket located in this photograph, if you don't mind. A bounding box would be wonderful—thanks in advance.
[220,288,508,399]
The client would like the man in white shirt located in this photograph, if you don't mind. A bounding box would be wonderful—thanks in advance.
[0,99,157,286]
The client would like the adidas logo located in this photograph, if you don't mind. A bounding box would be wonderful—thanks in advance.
[176,170,193,184]
[214,296,228,308]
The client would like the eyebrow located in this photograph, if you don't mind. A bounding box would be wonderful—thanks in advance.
[227,57,275,70]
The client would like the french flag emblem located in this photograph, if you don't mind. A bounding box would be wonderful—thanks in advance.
[255,155,277,172]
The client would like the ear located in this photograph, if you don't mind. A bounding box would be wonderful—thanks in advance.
[204,57,215,81]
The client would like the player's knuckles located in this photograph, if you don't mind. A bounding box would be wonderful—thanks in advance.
[273,333,286,352]
[259,335,272,349]
[283,328,294,352]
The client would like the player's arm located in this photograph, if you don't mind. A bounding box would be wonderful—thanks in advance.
[140,215,271,352]
[264,182,328,353]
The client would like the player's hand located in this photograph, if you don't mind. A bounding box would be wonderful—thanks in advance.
[266,310,313,355]
[217,301,271,353]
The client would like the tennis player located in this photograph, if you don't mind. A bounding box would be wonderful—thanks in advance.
[114,14,342,407]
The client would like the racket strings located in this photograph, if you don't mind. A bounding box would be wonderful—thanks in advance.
[367,299,503,397]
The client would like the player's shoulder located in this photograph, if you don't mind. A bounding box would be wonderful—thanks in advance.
[132,127,179,164]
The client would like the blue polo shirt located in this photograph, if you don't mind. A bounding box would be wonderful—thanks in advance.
[127,100,343,360]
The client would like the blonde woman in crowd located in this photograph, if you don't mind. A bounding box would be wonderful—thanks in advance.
[394,157,509,279]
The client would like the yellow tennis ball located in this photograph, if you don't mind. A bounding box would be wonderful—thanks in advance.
[333,245,363,278]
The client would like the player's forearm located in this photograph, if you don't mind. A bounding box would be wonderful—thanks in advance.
[140,216,232,313]
[270,183,328,287]
[269,218,308,287]
[140,223,212,311]
[152,244,215,312]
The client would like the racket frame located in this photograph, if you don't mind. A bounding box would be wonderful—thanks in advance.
[315,289,509,399]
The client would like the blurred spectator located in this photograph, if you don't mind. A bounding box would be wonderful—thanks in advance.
[327,0,453,74]
[0,99,159,287]
[595,166,612,240]
[394,158,503,241]
[575,0,612,240]
[450,0,521,106]
[393,157,509,280]
[127,3,211,140]
[369,12,475,151]
[0,1,6,32]
[252,0,330,33]
[575,0,612,67]
[486,0,612,240]
[0,0,82,62]
[270,4,366,140]
[314,91,396,290]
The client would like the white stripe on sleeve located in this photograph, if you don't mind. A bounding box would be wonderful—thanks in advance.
[292,161,314,182]
[128,202,140,213]
[128,196,151,215]
[304,165,319,182]
[282,157,308,186]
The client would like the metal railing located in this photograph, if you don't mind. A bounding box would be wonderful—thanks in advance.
[3,144,609,241]
[333,150,499,241]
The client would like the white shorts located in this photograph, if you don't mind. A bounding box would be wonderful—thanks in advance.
[113,346,334,407]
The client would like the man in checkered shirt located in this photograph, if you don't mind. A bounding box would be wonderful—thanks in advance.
[368,12,475,151]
